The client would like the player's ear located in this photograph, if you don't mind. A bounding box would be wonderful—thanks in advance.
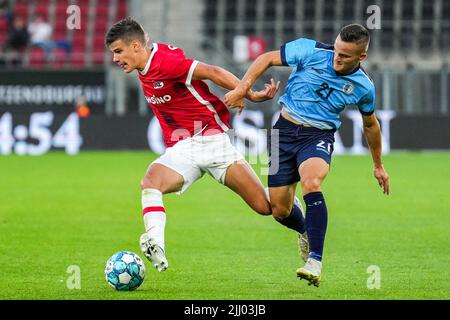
[359,52,367,62]
[131,39,141,52]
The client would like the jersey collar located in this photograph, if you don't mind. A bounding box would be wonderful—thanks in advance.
[139,43,158,76]
[335,64,361,76]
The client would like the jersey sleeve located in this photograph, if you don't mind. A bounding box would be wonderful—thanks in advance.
[280,38,316,67]
[358,86,376,115]
[159,46,195,81]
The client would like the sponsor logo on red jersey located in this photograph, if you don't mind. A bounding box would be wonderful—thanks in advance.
[137,43,230,147]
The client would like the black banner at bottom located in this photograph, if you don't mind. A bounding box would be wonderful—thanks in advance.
[0,299,442,317]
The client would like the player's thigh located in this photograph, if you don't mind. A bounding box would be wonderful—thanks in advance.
[269,183,297,218]
[224,160,271,215]
[298,157,330,194]
[145,139,206,194]
[296,130,334,194]
[268,118,302,188]
[142,163,185,194]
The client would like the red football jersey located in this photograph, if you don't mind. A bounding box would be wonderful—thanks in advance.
[138,43,230,147]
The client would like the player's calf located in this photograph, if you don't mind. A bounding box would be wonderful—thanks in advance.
[271,196,306,235]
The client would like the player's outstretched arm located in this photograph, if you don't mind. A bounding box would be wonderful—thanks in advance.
[192,62,279,113]
[192,62,241,91]
[362,113,390,195]
[224,51,283,108]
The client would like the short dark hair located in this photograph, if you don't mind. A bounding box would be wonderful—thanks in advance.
[339,24,370,45]
[105,17,146,46]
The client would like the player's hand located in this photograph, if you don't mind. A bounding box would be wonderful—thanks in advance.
[249,78,280,102]
[224,87,246,107]
[374,165,390,195]
[231,99,245,115]
[224,87,246,115]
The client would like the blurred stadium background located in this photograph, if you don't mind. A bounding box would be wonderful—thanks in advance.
[0,0,449,155]
[0,0,449,301]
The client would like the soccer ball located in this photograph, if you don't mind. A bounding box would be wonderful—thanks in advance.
[105,251,146,291]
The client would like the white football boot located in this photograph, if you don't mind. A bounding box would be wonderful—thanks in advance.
[296,257,322,287]
[293,196,309,263]
[139,233,168,272]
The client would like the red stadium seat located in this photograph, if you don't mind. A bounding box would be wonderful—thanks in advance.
[92,52,105,65]
[0,32,6,46]
[97,0,111,5]
[0,17,8,32]
[34,3,50,19]
[72,35,87,52]
[94,18,108,32]
[93,35,106,51]
[52,47,67,68]
[55,1,69,16]
[29,47,47,68]
[95,5,109,17]
[53,29,68,41]
[117,0,128,20]
[77,0,90,7]
[14,3,28,17]
[70,47,85,67]
[54,17,68,32]
[13,0,29,17]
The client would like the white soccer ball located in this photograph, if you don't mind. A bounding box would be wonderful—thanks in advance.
[105,251,146,291]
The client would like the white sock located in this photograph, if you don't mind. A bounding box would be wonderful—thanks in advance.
[142,188,166,251]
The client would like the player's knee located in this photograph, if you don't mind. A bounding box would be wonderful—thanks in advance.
[271,203,291,220]
[141,174,163,191]
[254,200,272,216]
[301,177,322,194]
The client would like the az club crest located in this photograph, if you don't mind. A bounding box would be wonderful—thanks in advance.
[153,81,164,89]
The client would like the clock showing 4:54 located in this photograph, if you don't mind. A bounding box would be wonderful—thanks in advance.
[0,111,83,155]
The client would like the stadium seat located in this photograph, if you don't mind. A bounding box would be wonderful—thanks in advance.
[14,0,28,17]
[72,34,87,51]
[0,17,8,32]
[282,0,294,21]
[92,52,105,65]
[29,47,47,68]
[70,47,86,68]
[323,0,335,20]
[96,5,109,18]
[54,16,68,32]
[94,18,108,33]
[34,3,50,20]
[93,35,106,50]
[342,0,355,20]
[442,2,450,49]
[117,0,128,19]
[77,0,91,7]
[0,32,6,46]
[400,25,414,49]
[52,47,67,68]
[55,1,69,16]
[53,29,68,41]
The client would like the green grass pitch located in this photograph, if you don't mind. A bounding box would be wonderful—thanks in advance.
[0,151,448,300]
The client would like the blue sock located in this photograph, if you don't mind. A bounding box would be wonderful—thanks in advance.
[303,191,328,262]
[275,203,306,234]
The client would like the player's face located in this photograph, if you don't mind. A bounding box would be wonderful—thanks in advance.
[109,39,139,73]
[333,35,367,73]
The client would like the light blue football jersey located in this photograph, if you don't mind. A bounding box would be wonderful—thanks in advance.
[279,38,375,130]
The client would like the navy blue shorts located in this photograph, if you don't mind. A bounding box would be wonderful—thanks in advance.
[268,115,336,187]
